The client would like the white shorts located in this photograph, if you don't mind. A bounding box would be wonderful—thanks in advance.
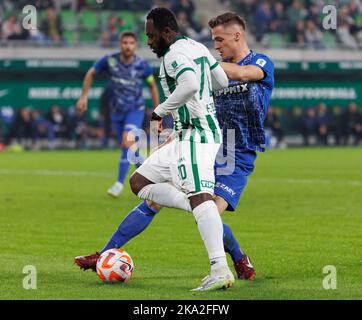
[136,139,221,196]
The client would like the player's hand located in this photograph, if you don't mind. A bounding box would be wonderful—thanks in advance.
[151,111,163,134]
[151,131,175,154]
[76,96,88,113]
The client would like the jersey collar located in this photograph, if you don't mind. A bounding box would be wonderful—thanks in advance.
[163,35,187,56]
[119,53,137,66]
[237,50,253,65]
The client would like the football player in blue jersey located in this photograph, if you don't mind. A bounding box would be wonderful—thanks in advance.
[210,12,274,214]
[77,31,160,197]
[75,11,274,282]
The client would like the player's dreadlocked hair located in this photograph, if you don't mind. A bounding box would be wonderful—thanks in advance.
[146,7,179,32]
[208,12,246,30]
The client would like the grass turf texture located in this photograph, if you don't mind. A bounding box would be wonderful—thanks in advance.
[0,148,361,300]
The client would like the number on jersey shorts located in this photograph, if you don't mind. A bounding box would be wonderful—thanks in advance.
[136,139,221,196]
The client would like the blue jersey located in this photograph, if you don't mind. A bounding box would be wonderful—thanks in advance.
[93,52,153,119]
[214,51,274,152]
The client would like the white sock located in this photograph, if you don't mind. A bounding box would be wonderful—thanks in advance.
[192,200,228,273]
[137,183,192,212]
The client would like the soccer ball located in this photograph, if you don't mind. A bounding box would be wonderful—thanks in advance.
[96,248,134,283]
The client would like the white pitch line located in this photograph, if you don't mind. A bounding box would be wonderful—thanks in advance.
[0,168,114,178]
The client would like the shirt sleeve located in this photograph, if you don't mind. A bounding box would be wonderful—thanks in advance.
[154,68,199,117]
[202,45,228,90]
[164,50,196,81]
[93,55,109,74]
[205,47,219,72]
[250,54,274,89]
[143,60,153,79]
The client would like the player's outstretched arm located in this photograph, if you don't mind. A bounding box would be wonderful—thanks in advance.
[220,62,264,82]
[210,64,229,90]
[153,70,198,118]
[76,67,97,113]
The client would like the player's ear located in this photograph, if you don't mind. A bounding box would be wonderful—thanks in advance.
[162,27,173,41]
[234,31,241,41]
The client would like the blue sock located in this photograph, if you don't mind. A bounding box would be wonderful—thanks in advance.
[223,223,245,263]
[101,201,158,253]
[118,147,144,183]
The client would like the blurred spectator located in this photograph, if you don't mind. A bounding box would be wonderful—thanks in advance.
[291,20,306,48]
[46,105,68,139]
[344,1,362,41]
[0,0,15,13]
[101,15,127,47]
[265,107,284,147]
[172,0,196,20]
[31,109,55,149]
[31,0,54,10]
[8,107,34,145]
[253,1,274,42]
[300,107,317,146]
[337,7,359,49]
[193,14,212,43]
[40,8,63,43]
[67,107,88,148]
[341,102,362,145]
[270,1,286,34]
[1,14,28,40]
[307,2,321,27]
[331,105,344,145]
[286,0,306,31]
[172,0,197,29]
[54,0,78,12]
[152,0,173,10]
[304,19,325,49]
[177,11,198,39]
[315,103,330,146]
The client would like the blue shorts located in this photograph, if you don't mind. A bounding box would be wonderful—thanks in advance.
[214,149,257,211]
[111,109,145,143]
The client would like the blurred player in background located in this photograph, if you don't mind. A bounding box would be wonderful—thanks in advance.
[75,11,274,287]
[76,31,159,197]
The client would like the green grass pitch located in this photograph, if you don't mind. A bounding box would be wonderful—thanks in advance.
[0,148,361,300]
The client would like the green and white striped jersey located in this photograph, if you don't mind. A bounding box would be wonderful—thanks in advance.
[159,36,222,144]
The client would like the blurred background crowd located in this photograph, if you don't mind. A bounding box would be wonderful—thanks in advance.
[1,101,361,150]
[0,0,361,150]
[1,0,361,48]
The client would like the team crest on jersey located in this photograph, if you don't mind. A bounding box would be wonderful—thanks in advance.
[256,58,266,67]
[171,60,178,69]
[108,57,118,69]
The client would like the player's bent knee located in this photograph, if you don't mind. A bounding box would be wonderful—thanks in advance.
[189,193,213,210]
[129,172,154,196]
[121,131,136,149]
[129,172,143,195]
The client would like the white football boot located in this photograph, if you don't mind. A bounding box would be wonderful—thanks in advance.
[107,182,124,198]
[191,267,235,292]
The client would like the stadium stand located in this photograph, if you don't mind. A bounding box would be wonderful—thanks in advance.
[1,0,360,48]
